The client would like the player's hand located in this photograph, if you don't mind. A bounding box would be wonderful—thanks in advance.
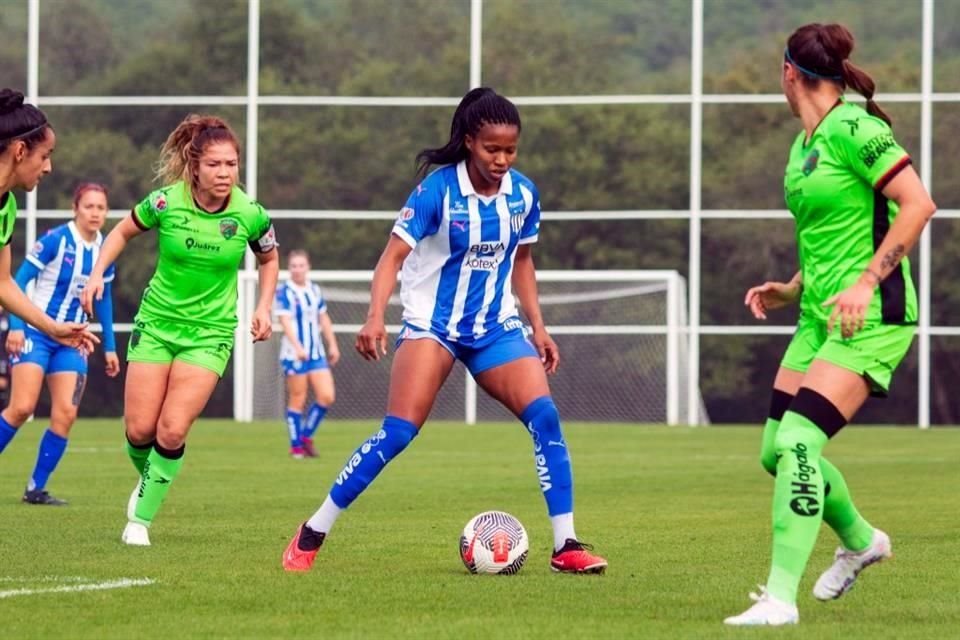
[823,278,875,339]
[356,317,388,361]
[744,280,801,320]
[80,274,105,316]
[5,329,25,356]
[294,346,309,362]
[104,351,121,378]
[327,344,341,366]
[250,308,272,342]
[531,328,560,375]
[50,322,99,355]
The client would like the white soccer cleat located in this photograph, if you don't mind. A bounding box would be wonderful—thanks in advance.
[126,481,140,521]
[121,521,151,546]
[813,528,891,601]
[724,586,799,626]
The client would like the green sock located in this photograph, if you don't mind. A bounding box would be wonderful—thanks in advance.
[761,418,873,552]
[133,445,185,527]
[819,458,874,552]
[766,411,829,604]
[126,439,153,476]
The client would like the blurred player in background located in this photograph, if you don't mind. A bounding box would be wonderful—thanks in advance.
[2,183,118,506]
[726,24,936,626]
[275,249,339,459]
[82,114,279,547]
[283,87,607,574]
[0,88,99,463]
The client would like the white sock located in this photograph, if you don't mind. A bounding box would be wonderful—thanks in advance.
[550,512,576,551]
[306,495,342,534]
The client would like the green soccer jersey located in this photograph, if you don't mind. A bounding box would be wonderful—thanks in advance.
[0,191,17,246]
[784,98,916,325]
[132,182,277,333]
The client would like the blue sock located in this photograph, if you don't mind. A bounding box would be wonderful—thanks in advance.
[328,416,419,509]
[28,429,68,491]
[520,396,573,516]
[303,403,328,438]
[286,410,303,448]
[0,415,19,454]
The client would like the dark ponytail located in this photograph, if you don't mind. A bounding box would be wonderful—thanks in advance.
[415,87,521,177]
[0,88,50,154]
[786,23,891,126]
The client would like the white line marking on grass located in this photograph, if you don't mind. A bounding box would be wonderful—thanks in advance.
[68,447,123,454]
[0,578,155,599]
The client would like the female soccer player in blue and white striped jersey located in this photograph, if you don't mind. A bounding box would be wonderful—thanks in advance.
[1,182,118,505]
[283,87,607,574]
[275,249,339,458]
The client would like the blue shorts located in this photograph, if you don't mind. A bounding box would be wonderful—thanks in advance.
[395,321,539,376]
[281,356,329,377]
[9,327,88,375]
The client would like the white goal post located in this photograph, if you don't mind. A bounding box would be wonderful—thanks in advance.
[234,270,706,425]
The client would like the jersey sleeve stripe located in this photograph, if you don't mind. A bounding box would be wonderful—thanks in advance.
[518,235,539,245]
[25,254,45,269]
[130,209,150,231]
[392,226,417,249]
[874,155,912,192]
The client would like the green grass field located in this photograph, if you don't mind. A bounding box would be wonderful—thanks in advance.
[0,420,957,639]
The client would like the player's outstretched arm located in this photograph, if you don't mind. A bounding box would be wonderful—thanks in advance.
[0,244,98,352]
[251,247,280,342]
[82,215,144,316]
[512,244,559,374]
[356,235,411,361]
[744,271,802,321]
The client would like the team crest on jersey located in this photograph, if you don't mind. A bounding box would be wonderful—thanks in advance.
[219,219,239,240]
[802,148,820,176]
[30,241,43,256]
[399,207,415,222]
[153,194,167,212]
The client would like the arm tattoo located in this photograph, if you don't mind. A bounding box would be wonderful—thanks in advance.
[880,244,906,274]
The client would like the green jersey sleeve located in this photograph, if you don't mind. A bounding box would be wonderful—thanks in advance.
[247,202,277,253]
[132,189,170,230]
[834,115,911,191]
[0,192,17,246]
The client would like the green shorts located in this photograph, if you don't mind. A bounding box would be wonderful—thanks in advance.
[127,316,234,377]
[781,315,915,397]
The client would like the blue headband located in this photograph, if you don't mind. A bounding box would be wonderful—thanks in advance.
[784,47,843,81]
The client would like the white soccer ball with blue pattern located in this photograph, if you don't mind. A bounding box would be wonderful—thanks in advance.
[459,511,529,575]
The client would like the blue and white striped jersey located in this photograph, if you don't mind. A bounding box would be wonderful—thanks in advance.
[25,221,115,325]
[391,161,541,344]
[274,280,328,361]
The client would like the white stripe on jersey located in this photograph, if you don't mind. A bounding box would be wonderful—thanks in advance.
[446,194,482,340]
[400,189,450,329]
[472,195,512,337]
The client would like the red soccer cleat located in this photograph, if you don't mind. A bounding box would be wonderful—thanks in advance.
[282,523,326,572]
[300,437,318,458]
[550,539,608,574]
[290,445,306,459]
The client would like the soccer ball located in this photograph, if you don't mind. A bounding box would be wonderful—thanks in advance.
[459,510,529,575]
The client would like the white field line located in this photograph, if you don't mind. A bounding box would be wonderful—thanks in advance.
[0,577,155,599]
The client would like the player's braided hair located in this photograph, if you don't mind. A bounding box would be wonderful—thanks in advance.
[416,87,521,177]
[155,114,240,187]
[0,88,50,154]
[787,23,892,126]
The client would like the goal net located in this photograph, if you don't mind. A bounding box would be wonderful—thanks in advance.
[235,270,708,425]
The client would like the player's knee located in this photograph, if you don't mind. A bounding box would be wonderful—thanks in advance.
[773,420,824,465]
[316,387,335,407]
[50,405,78,433]
[287,391,307,412]
[124,413,156,442]
[4,401,35,426]
[519,396,563,441]
[155,418,189,450]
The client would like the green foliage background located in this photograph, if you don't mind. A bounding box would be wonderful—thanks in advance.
[1,0,956,423]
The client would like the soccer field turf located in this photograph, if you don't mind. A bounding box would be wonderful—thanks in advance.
[0,420,956,639]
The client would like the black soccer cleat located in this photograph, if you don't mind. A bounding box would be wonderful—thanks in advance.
[22,488,68,506]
